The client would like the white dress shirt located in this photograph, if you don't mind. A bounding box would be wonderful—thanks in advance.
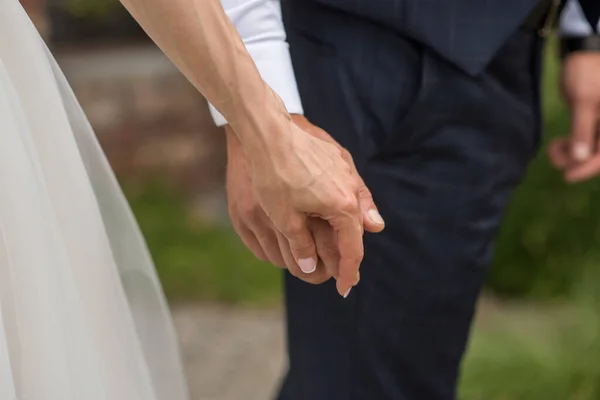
[208,0,303,126]
[209,0,598,127]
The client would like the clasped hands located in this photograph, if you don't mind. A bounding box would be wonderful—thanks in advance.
[225,115,384,297]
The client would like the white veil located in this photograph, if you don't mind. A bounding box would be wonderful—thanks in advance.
[0,0,189,398]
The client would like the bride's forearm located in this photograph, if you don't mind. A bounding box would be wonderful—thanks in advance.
[119,0,291,150]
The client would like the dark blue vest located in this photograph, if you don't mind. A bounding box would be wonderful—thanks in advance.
[289,0,541,75]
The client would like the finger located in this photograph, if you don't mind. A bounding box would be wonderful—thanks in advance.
[275,230,299,271]
[338,150,384,233]
[309,218,339,279]
[279,214,318,275]
[354,270,360,286]
[299,119,383,232]
[254,226,287,269]
[276,231,330,284]
[356,178,385,233]
[547,137,573,169]
[565,154,600,182]
[233,223,269,262]
[565,126,600,182]
[330,212,364,298]
[569,102,597,162]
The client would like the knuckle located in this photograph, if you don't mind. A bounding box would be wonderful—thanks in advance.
[336,194,359,214]
[339,159,353,175]
[330,146,351,168]
[358,184,373,200]
[333,145,345,158]
[280,217,305,237]
[340,147,352,161]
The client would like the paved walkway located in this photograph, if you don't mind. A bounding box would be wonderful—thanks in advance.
[171,296,567,400]
[172,305,286,400]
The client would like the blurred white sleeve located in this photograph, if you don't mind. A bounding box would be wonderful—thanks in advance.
[560,0,600,36]
[209,0,303,127]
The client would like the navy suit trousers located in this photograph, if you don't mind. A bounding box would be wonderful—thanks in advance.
[278,3,544,399]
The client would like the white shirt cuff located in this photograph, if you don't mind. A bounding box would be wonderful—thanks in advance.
[208,41,304,127]
[559,0,598,36]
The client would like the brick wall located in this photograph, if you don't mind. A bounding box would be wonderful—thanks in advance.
[21,3,229,221]
[57,46,226,196]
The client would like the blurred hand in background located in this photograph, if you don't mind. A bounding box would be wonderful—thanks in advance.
[549,53,600,182]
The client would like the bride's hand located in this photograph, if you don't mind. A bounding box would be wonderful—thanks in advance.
[120,0,364,297]
[242,118,365,297]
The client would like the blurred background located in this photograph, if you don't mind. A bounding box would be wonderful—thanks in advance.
[21,0,600,399]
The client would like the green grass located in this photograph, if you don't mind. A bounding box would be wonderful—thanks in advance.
[128,184,282,305]
[460,310,600,400]
[461,281,600,400]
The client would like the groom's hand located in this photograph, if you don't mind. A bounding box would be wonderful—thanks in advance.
[548,53,600,182]
[225,116,383,292]
[226,126,332,284]
[291,116,385,234]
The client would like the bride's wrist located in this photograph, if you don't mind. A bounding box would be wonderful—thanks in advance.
[229,90,295,164]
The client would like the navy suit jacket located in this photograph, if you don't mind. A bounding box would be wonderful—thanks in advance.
[292,0,541,75]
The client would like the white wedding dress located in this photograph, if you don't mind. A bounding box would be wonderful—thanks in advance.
[0,0,189,398]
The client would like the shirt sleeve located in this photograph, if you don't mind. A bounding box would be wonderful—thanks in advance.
[209,0,303,127]
[560,0,600,36]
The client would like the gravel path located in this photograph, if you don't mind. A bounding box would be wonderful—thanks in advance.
[172,305,286,400]
[171,297,562,400]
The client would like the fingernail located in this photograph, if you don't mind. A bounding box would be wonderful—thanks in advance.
[368,209,384,225]
[343,287,352,298]
[298,258,317,274]
[572,142,591,161]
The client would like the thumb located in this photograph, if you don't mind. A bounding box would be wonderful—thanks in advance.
[356,177,385,233]
[570,102,597,162]
[283,215,318,274]
[342,151,385,233]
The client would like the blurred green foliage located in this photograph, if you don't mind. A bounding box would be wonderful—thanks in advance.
[62,0,120,20]
[487,42,600,298]
[460,308,600,399]
[461,262,600,399]
[128,184,281,305]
